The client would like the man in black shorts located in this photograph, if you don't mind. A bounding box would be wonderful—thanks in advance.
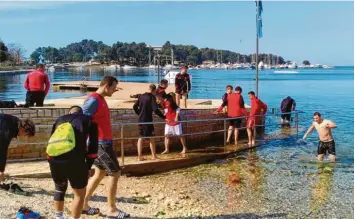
[303,112,337,162]
[48,106,98,219]
[0,114,35,183]
[133,84,165,161]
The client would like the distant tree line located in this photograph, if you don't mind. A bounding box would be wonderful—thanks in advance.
[28,39,287,66]
[0,40,26,66]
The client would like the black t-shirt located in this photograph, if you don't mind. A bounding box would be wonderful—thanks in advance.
[0,114,19,146]
[133,93,165,122]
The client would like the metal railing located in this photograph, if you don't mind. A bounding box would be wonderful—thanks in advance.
[12,109,304,166]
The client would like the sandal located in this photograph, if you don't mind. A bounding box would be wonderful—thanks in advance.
[82,207,100,215]
[107,210,130,218]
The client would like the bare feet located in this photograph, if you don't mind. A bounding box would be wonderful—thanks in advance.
[235,141,238,146]
[247,142,252,147]
[252,140,256,146]
[152,156,159,160]
[138,157,146,161]
[161,150,169,154]
[181,149,187,154]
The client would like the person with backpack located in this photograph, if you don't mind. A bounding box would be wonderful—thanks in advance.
[46,106,98,219]
[23,64,50,107]
[0,114,35,184]
[280,96,296,125]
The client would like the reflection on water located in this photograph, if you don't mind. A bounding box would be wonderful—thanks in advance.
[310,162,335,212]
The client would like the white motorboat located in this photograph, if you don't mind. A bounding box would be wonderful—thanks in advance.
[122,65,137,70]
[164,70,193,84]
[274,70,299,74]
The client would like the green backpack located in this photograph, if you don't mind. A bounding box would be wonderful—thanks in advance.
[46,122,76,157]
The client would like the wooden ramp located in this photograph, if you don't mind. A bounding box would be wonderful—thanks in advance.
[6,141,264,178]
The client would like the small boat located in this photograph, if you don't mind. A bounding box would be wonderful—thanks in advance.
[274,70,299,74]
[122,65,137,70]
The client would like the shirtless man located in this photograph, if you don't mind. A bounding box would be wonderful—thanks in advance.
[302,112,337,162]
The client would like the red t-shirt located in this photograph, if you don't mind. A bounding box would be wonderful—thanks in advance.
[164,100,180,126]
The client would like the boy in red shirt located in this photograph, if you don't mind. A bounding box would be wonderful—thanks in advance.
[247,91,267,147]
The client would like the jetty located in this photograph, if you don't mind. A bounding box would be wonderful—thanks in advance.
[1,80,302,178]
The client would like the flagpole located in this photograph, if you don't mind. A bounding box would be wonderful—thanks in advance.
[255,0,259,97]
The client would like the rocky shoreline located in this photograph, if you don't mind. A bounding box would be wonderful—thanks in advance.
[0,151,353,219]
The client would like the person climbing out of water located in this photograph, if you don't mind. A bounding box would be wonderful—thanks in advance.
[214,85,247,146]
[246,91,267,147]
[82,76,130,218]
[24,64,50,107]
[302,112,337,162]
[0,114,35,184]
[157,94,187,154]
[47,106,98,219]
[280,96,296,125]
[133,84,166,161]
[175,65,191,109]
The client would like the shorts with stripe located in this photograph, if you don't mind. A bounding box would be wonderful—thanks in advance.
[94,143,120,175]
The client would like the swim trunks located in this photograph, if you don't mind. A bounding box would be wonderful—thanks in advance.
[138,124,155,137]
[229,118,242,128]
[318,140,336,155]
[94,143,120,175]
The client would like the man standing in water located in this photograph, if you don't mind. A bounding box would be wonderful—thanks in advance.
[303,112,337,162]
[175,65,191,108]
[82,76,130,218]
[280,96,296,125]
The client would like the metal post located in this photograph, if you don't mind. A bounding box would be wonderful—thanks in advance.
[120,125,124,166]
[253,115,257,144]
[255,0,259,97]
[295,112,299,139]
[223,119,227,148]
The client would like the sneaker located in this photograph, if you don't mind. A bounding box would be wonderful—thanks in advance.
[16,207,41,219]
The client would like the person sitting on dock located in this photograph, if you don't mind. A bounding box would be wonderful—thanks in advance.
[82,76,130,218]
[158,94,187,154]
[280,96,296,126]
[0,114,35,183]
[133,84,166,161]
[214,85,246,146]
[175,65,191,109]
[246,91,267,147]
[302,112,337,162]
[46,106,98,219]
[24,64,50,107]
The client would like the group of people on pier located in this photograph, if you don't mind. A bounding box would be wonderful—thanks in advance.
[0,65,337,219]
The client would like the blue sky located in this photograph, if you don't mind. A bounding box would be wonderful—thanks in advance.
[0,1,353,66]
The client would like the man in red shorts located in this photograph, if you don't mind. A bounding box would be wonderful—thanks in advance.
[246,91,267,147]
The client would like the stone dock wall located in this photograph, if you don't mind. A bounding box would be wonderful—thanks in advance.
[0,107,253,160]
